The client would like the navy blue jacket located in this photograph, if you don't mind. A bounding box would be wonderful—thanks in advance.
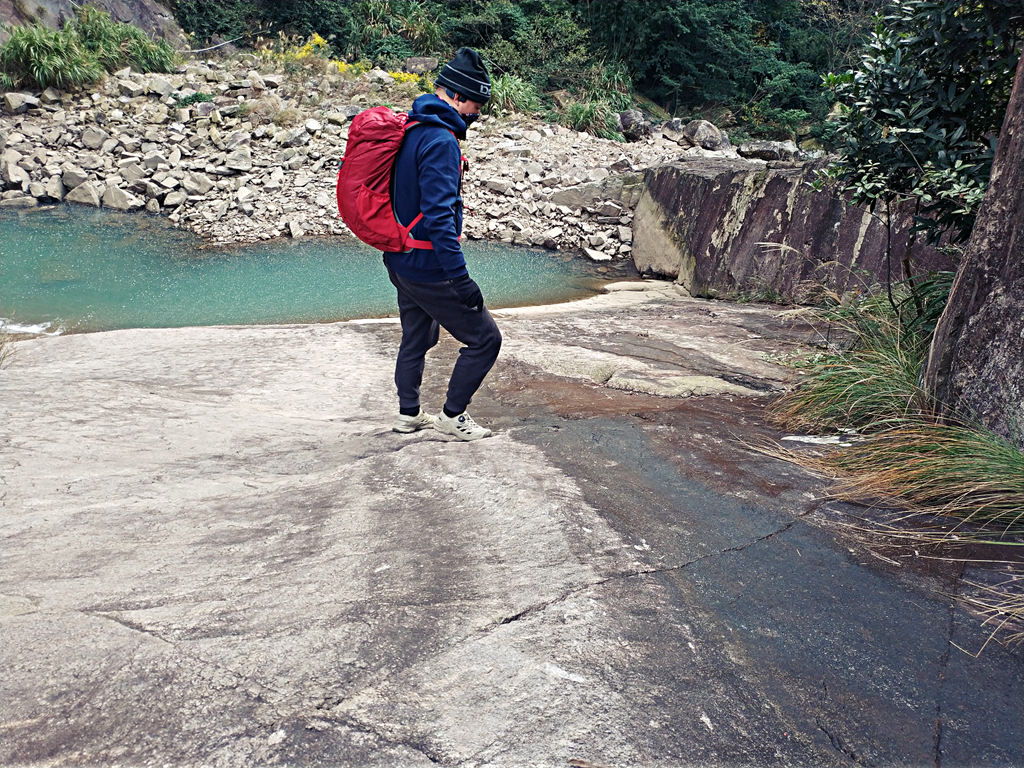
[384,94,468,282]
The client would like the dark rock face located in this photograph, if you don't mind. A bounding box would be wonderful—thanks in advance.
[632,159,951,300]
[924,53,1024,450]
[0,0,186,45]
[617,109,652,141]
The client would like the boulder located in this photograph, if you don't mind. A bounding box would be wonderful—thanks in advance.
[617,109,652,142]
[102,185,142,211]
[44,175,65,200]
[225,148,253,172]
[163,189,187,207]
[66,182,101,207]
[143,152,167,170]
[120,163,147,183]
[81,126,109,150]
[275,127,309,148]
[146,76,175,97]
[1,161,30,188]
[288,220,305,238]
[632,159,951,299]
[0,194,37,208]
[3,92,39,114]
[737,140,798,161]
[367,69,395,84]
[583,247,612,262]
[549,173,645,210]
[680,119,724,150]
[247,70,266,90]
[61,165,90,189]
[119,79,145,98]
[183,172,214,195]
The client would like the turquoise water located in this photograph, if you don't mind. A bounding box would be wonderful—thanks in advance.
[1,207,609,334]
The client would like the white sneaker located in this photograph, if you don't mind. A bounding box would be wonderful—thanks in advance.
[434,411,492,441]
[392,410,435,433]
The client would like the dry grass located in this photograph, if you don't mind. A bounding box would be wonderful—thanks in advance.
[769,279,1024,647]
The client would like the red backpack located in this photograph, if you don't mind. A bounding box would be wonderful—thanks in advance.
[336,106,435,252]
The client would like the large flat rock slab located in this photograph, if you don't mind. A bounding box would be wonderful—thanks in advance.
[2,286,1021,767]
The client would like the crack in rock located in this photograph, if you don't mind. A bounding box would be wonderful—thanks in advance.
[933,564,964,768]
[815,717,864,764]
[332,713,449,766]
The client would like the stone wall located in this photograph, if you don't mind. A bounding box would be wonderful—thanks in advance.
[632,159,952,300]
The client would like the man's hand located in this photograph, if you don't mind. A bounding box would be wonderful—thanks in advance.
[451,275,484,311]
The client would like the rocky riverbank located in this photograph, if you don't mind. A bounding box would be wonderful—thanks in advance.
[0,54,803,260]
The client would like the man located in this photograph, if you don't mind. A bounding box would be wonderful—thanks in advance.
[385,47,501,442]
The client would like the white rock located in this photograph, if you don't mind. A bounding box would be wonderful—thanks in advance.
[3,92,39,114]
[102,185,141,210]
[66,181,101,207]
[225,148,253,172]
[44,175,65,200]
[61,165,90,189]
[163,189,187,207]
[583,247,612,262]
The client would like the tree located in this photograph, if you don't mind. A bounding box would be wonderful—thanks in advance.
[924,52,1024,450]
[822,0,1024,248]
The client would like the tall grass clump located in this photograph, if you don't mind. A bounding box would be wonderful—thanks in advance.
[483,73,540,117]
[773,284,936,433]
[771,273,1023,644]
[819,423,1024,536]
[557,99,623,141]
[0,4,175,91]
[0,23,102,90]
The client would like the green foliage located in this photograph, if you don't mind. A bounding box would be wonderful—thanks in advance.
[775,269,955,432]
[483,73,541,117]
[0,22,103,89]
[0,5,175,90]
[822,0,1024,245]
[71,4,176,73]
[579,0,869,128]
[556,99,623,141]
[169,0,259,43]
[164,0,887,138]
[174,91,213,107]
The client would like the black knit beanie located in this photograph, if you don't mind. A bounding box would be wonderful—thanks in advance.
[436,47,491,103]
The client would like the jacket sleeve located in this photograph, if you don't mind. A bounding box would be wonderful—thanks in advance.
[415,133,467,279]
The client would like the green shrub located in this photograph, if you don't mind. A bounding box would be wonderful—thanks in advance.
[483,73,540,117]
[0,4,175,90]
[0,23,103,89]
[174,91,213,107]
[557,99,623,141]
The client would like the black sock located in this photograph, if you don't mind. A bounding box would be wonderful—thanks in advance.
[442,406,461,418]
[399,406,420,417]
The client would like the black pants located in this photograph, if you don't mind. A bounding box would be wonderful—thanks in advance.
[387,267,502,415]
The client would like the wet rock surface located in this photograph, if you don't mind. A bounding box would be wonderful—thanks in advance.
[2,285,1021,767]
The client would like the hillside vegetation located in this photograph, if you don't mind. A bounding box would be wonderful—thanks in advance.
[166,0,887,141]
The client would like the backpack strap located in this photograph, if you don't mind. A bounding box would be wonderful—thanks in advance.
[397,126,464,251]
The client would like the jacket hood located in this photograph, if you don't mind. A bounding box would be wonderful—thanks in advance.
[408,94,467,140]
